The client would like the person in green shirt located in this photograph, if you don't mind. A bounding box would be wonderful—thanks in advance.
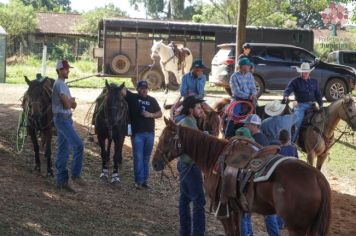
[177,96,206,236]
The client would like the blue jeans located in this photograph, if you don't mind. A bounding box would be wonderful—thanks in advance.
[240,213,253,236]
[131,132,154,184]
[240,214,280,236]
[54,115,84,185]
[177,162,206,236]
[292,103,312,142]
[265,215,280,236]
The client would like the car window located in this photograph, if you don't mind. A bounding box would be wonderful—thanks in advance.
[290,49,315,63]
[261,48,286,62]
[342,52,356,64]
[216,48,233,59]
[327,53,337,63]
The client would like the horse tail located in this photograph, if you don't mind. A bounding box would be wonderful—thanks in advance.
[309,171,331,236]
[163,99,173,110]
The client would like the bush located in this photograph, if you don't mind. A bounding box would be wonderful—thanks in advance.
[49,42,74,61]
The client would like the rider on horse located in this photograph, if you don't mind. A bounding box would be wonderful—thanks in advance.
[225,57,257,138]
[283,62,323,142]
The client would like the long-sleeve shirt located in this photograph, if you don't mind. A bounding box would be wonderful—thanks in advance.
[283,77,323,107]
[229,71,256,100]
[261,113,298,145]
[180,72,206,99]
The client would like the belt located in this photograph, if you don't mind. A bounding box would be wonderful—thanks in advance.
[54,113,72,119]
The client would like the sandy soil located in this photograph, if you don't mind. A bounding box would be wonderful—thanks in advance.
[0,83,355,235]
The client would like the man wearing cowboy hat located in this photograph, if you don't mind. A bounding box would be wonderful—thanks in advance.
[177,96,206,236]
[261,100,298,145]
[283,62,323,142]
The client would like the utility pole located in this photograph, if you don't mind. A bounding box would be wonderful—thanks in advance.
[235,0,248,71]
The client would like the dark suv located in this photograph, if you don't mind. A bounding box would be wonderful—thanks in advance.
[210,43,356,101]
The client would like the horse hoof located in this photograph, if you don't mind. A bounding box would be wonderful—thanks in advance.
[111,173,120,185]
[100,169,109,182]
[47,171,54,177]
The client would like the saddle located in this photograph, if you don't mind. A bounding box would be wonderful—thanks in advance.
[298,107,326,152]
[213,138,294,219]
[168,41,191,72]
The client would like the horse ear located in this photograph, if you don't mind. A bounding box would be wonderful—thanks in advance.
[105,80,110,90]
[24,76,31,85]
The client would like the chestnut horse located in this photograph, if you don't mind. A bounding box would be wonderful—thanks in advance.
[300,95,356,170]
[152,118,331,236]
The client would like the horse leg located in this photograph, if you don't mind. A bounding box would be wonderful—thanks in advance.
[98,136,109,180]
[45,128,54,177]
[307,151,316,167]
[111,136,124,184]
[28,128,41,174]
[162,69,169,91]
[316,153,328,171]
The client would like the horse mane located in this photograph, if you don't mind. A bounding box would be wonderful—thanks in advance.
[178,125,228,173]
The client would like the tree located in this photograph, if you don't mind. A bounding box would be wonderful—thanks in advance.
[0,0,37,53]
[20,0,71,12]
[235,0,247,68]
[351,6,356,23]
[74,4,127,36]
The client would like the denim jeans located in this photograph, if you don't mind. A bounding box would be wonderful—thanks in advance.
[131,132,154,185]
[292,103,312,142]
[54,115,84,185]
[240,213,253,236]
[264,215,280,236]
[240,214,280,236]
[177,162,206,236]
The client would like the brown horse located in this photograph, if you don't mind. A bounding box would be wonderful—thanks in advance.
[152,118,331,236]
[23,76,55,176]
[163,100,220,136]
[301,95,356,170]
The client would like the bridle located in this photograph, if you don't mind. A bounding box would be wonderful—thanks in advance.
[341,98,356,128]
[156,125,183,166]
[27,86,53,130]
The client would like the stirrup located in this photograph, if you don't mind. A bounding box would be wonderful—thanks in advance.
[214,201,230,219]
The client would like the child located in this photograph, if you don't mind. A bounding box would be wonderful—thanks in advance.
[279,129,298,158]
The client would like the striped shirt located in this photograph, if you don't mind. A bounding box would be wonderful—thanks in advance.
[230,71,256,100]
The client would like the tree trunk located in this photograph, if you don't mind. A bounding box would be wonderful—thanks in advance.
[235,0,248,71]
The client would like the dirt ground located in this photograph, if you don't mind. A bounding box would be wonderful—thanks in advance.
[0,83,355,236]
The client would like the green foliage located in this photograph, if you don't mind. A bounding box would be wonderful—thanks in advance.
[352,7,356,23]
[49,42,74,61]
[74,4,127,36]
[20,0,71,11]
[314,34,356,60]
[0,0,37,41]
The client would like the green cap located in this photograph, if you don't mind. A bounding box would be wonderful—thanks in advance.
[238,57,252,66]
[235,127,253,139]
[191,59,207,69]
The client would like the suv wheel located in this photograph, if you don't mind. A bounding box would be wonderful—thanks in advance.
[254,76,264,98]
[325,78,347,102]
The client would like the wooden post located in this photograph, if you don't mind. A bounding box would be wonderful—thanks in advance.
[235,0,248,71]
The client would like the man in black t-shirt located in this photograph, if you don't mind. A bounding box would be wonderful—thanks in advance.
[123,80,162,189]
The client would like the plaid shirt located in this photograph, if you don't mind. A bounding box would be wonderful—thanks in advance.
[229,71,256,100]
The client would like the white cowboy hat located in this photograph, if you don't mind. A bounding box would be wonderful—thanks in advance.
[264,100,287,117]
[295,62,314,73]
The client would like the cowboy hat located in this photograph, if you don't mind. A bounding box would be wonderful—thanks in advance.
[264,100,287,117]
[295,62,314,73]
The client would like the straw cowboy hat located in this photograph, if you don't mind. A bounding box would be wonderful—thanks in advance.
[264,100,287,117]
[295,62,314,73]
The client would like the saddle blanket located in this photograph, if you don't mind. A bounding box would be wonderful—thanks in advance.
[253,155,296,182]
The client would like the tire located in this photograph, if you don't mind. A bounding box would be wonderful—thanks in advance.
[324,78,347,102]
[141,69,164,90]
[254,76,264,98]
[110,54,131,74]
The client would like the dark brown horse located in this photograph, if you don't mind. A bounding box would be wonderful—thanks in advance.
[94,81,128,184]
[23,76,55,176]
[152,118,331,236]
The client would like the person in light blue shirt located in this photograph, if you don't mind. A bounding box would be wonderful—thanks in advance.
[180,59,207,99]
[261,100,298,145]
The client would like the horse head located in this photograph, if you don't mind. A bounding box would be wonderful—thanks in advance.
[151,39,163,60]
[152,117,183,171]
[338,95,356,131]
[25,76,52,129]
[104,80,127,127]
[202,110,221,137]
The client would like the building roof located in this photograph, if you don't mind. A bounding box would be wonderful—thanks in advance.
[0,25,7,35]
[35,12,89,36]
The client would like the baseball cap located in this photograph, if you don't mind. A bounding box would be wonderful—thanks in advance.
[137,80,148,89]
[238,57,252,66]
[242,114,261,126]
[56,60,73,70]
[242,43,251,49]
[181,96,205,114]
[191,59,207,70]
